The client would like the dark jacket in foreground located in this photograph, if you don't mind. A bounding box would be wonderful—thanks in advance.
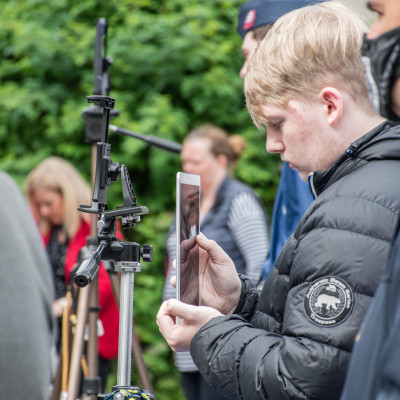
[191,121,400,399]
[340,218,400,400]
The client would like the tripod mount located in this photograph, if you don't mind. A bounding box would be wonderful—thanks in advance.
[75,95,154,399]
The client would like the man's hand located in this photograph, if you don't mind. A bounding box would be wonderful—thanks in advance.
[170,233,241,314]
[197,233,242,314]
[156,299,222,352]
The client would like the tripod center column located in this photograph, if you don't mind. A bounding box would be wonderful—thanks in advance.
[115,262,141,387]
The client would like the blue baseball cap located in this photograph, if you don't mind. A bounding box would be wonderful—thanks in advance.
[237,0,326,38]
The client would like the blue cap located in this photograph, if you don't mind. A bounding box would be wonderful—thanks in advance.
[237,0,325,39]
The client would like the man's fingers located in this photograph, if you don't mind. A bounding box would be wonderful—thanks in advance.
[170,275,176,287]
[197,232,232,264]
[156,301,176,330]
[166,299,197,321]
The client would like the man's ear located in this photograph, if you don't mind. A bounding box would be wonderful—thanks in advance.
[319,87,343,125]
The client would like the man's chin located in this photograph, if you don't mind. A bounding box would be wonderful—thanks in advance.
[286,162,307,181]
[297,170,309,182]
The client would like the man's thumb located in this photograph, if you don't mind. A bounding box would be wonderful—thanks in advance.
[167,299,195,319]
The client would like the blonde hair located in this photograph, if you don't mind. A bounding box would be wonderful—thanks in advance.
[26,156,92,238]
[185,124,245,170]
[244,2,373,128]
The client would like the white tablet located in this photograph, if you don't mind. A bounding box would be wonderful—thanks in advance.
[176,172,200,306]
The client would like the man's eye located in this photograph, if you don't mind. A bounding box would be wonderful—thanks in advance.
[269,121,282,129]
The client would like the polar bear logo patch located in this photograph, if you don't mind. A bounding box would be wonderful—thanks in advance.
[315,294,341,310]
[304,276,354,327]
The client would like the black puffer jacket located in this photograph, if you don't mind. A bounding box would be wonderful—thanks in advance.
[191,121,400,400]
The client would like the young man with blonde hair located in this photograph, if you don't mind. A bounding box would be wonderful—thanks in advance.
[237,0,317,283]
[157,2,400,399]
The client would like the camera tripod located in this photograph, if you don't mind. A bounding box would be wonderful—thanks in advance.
[75,95,155,400]
[51,18,182,399]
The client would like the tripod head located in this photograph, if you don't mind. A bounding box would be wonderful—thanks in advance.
[75,95,153,287]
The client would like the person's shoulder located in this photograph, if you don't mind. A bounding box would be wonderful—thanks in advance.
[228,179,266,215]
[228,177,257,195]
[0,170,19,191]
[0,170,26,207]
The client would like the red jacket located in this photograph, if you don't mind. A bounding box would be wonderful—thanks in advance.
[44,220,120,360]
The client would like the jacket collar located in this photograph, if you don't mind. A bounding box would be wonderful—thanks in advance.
[309,120,400,197]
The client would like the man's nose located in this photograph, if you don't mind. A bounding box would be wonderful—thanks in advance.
[266,131,284,154]
[240,60,248,79]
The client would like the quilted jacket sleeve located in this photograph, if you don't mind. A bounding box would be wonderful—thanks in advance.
[191,270,354,400]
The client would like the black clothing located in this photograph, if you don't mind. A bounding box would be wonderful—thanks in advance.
[362,27,400,121]
[180,371,229,400]
[340,218,400,400]
[46,226,68,299]
[46,226,68,352]
[191,121,400,399]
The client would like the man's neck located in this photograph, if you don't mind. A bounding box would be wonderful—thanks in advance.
[340,97,386,145]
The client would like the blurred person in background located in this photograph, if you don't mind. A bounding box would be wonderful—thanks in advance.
[0,169,55,399]
[237,0,317,281]
[340,1,400,398]
[26,156,119,392]
[362,0,400,121]
[163,124,269,400]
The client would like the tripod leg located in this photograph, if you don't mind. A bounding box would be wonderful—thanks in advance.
[52,289,74,400]
[51,355,63,400]
[84,274,101,396]
[67,285,90,400]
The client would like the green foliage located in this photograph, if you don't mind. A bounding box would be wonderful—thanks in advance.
[0,0,281,398]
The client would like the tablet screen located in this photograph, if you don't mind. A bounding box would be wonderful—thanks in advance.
[176,172,200,306]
